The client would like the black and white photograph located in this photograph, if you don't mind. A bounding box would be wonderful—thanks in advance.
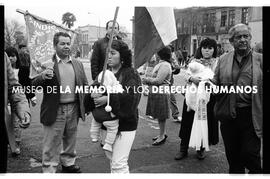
[1,0,267,175]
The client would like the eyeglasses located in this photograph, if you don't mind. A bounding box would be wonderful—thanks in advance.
[234,34,250,40]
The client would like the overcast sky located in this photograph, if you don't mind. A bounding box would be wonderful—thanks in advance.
[3,0,268,33]
[4,5,135,32]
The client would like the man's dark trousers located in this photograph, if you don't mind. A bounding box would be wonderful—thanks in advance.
[220,107,262,173]
[0,120,8,173]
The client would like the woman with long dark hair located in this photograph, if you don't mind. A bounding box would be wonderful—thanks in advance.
[92,40,141,173]
[18,45,37,106]
[174,38,219,160]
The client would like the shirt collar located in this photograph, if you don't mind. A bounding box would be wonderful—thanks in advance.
[233,48,252,66]
[56,54,72,63]
[234,48,252,58]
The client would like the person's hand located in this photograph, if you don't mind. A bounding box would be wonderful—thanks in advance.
[94,96,107,107]
[91,92,102,99]
[41,68,54,80]
[30,96,37,107]
[17,112,31,129]
[141,77,149,84]
[189,77,201,86]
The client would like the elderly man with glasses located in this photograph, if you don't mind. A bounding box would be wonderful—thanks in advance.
[211,23,262,173]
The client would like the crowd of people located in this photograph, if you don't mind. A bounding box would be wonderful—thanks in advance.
[1,21,262,174]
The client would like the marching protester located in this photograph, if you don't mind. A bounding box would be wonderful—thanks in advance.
[5,47,20,74]
[5,47,23,156]
[89,20,122,150]
[181,47,188,67]
[1,53,31,173]
[31,32,89,173]
[170,45,182,122]
[142,46,172,146]
[217,43,225,57]
[138,54,158,120]
[211,23,262,173]
[174,38,219,160]
[140,54,159,78]
[88,69,123,153]
[139,54,159,96]
[174,48,184,67]
[92,40,141,173]
[90,20,121,81]
[18,44,37,106]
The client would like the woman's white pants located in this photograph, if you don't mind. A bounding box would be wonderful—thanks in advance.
[101,129,136,173]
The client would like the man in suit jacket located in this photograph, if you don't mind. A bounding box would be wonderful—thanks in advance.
[211,24,262,173]
[90,20,121,81]
[32,32,88,173]
[1,53,31,173]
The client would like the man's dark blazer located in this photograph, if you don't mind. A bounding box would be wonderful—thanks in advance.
[32,54,89,126]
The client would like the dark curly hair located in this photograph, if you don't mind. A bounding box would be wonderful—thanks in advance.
[53,32,71,47]
[5,46,20,68]
[157,46,172,63]
[195,37,217,59]
[106,20,119,30]
[111,40,132,68]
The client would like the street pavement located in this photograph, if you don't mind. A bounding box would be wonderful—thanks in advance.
[7,59,228,173]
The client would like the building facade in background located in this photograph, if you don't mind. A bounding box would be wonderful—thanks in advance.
[174,7,262,56]
[76,25,106,58]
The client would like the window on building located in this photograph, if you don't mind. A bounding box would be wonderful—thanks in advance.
[202,12,215,33]
[242,8,249,24]
[221,11,227,27]
[228,10,235,27]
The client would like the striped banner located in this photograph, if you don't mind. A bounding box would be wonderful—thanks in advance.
[134,7,177,69]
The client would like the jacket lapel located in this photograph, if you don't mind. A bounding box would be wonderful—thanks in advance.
[71,59,79,86]
[52,55,61,85]
[251,52,263,138]
[221,50,234,83]
[227,51,234,83]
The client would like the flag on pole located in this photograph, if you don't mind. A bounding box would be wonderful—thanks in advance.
[22,11,77,78]
[134,7,177,69]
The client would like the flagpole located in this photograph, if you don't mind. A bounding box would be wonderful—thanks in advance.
[100,6,119,85]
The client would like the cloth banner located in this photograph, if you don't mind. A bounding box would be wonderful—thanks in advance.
[134,7,177,69]
[24,11,77,78]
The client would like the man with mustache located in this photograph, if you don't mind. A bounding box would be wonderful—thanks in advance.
[211,23,262,173]
[32,32,88,173]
